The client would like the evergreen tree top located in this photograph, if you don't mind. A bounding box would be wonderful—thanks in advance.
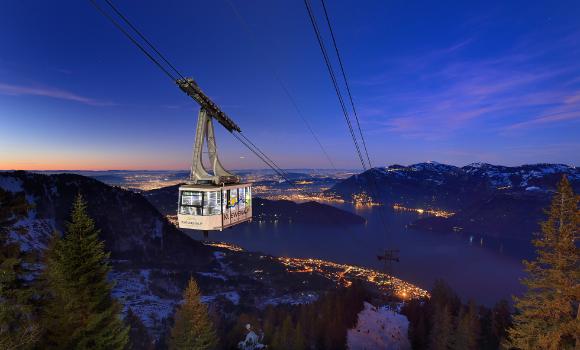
[66,193,100,239]
[507,175,579,350]
[41,194,128,350]
[169,277,218,350]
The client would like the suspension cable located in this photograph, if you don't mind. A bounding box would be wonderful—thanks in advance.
[236,133,288,179]
[303,0,367,171]
[102,0,186,80]
[225,0,337,171]
[88,0,176,81]
[303,0,392,243]
[89,0,292,180]
[233,133,287,180]
[320,0,373,168]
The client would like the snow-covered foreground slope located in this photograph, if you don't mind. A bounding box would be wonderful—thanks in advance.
[1,171,428,343]
[347,302,411,350]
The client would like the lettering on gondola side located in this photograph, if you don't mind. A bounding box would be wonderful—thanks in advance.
[223,207,249,221]
[179,219,204,227]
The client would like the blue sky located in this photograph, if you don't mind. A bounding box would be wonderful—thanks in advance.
[0,0,579,170]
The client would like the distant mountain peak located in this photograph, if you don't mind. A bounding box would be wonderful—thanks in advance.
[464,162,493,168]
[330,161,580,202]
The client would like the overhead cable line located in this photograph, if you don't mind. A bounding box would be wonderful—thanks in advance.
[89,0,292,185]
[303,0,368,171]
[320,0,373,169]
[88,0,176,81]
[304,0,393,244]
[225,0,338,171]
[232,132,290,182]
[102,0,186,80]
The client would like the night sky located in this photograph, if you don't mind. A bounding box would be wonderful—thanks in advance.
[1,0,579,170]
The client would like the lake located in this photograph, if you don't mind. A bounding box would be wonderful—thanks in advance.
[188,203,526,306]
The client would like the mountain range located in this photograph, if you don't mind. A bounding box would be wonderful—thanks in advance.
[328,162,579,240]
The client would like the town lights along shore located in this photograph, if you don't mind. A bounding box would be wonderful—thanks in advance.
[176,78,252,235]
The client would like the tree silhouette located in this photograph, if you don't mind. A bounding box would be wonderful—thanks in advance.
[41,194,128,349]
[169,277,218,350]
[507,176,579,349]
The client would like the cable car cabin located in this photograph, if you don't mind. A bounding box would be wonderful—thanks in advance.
[178,183,252,231]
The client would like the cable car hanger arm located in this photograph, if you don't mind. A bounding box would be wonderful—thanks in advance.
[176,78,241,133]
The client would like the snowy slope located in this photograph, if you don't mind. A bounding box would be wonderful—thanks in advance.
[332,162,579,202]
[347,302,411,350]
[0,172,341,341]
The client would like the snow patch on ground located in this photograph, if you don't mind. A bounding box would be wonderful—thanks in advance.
[8,211,54,252]
[487,172,512,187]
[200,291,241,305]
[197,272,228,281]
[223,291,240,305]
[0,176,23,192]
[347,302,411,350]
[259,292,318,308]
[213,251,237,276]
[111,269,178,338]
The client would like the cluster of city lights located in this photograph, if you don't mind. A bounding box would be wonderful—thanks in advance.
[203,241,245,252]
[294,180,314,185]
[133,180,184,191]
[251,185,270,194]
[166,215,178,226]
[263,193,346,203]
[352,192,380,207]
[115,175,185,191]
[203,241,428,300]
[278,257,429,300]
[392,204,455,218]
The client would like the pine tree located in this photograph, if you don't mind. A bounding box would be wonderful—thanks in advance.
[169,277,218,350]
[0,188,40,350]
[401,299,428,349]
[490,300,511,348]
[41,194,129,349]
[262,306,278,346]
[294,322,307,350]
[507,176,579,350]
[451,301,479,350]
[280,315,296,350]
[127,308,154,350]
[429,304,453,350]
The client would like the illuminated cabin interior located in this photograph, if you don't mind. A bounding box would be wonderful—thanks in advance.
[178,183,252,231]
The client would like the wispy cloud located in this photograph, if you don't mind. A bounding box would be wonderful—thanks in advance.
[357,31,580,138]
[502,107,580,131]
[354,38,475,87]
[0,82,113,106]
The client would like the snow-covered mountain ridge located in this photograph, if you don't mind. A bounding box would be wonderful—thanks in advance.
[330,162,578,208]
[372,162,578,190]
[328,162,579,243]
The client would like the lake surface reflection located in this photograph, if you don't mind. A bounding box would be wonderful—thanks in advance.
[189,203,527,306]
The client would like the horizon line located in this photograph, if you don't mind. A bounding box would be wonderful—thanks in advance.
[0,161,576,172]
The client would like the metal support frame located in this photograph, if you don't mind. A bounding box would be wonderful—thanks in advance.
[190,108,239,185]
[377,249,400,296]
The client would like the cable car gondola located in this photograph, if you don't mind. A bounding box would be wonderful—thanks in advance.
[177,78,252,233]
